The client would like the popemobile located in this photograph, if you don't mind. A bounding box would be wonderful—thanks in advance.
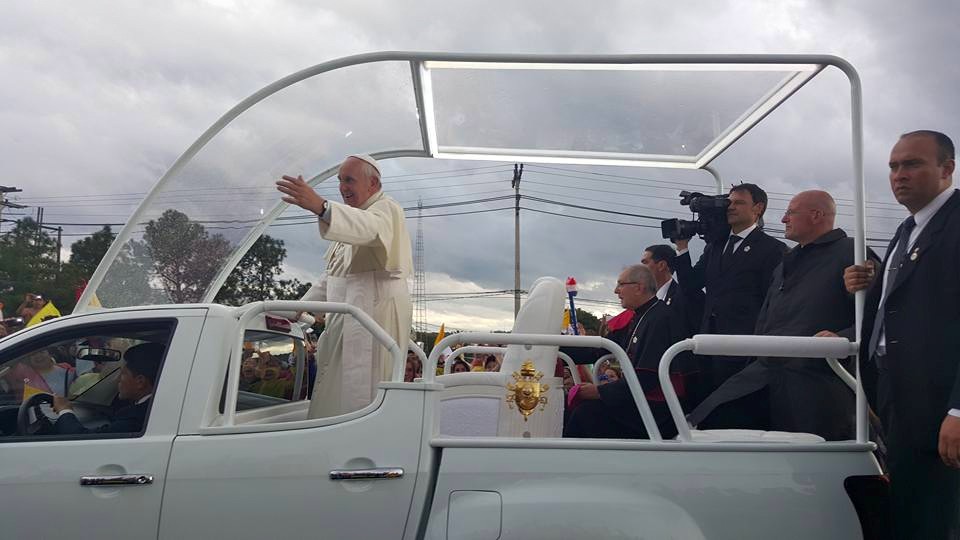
[0,53,888,539]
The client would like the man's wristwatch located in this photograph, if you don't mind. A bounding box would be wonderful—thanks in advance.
[318,200,329,218]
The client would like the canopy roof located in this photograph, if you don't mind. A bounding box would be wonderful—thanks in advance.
[77,53,863,311]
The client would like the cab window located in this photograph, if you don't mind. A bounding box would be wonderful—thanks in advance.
[235,330,309,412]
[0,322,173,440]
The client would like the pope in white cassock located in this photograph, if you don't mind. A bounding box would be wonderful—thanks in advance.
[276,155,412,416]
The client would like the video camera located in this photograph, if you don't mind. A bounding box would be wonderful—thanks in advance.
[660,190,732,244]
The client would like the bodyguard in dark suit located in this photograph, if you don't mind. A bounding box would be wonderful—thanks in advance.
[642,244,705,404]
[642,244,704,339]
[564,264,681,439]
[53,342,164,434]
[688,191,876,440]
[673,183,787,403]
[843,130,960,539]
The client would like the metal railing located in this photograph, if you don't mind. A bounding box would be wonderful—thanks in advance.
[427,332,661,441]
[657,335,861,442]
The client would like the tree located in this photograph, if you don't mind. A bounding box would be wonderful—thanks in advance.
[68,226,115,278]
[574,308,601,334]
[0,218,64,312]
[143,209,232,303]
[92,238,161,308]
[215,234,312,306]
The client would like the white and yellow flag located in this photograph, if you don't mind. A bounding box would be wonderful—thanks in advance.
[27,302,61,327]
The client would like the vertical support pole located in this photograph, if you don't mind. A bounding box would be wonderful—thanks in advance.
[56,227,63,267]
[512,163,523,319]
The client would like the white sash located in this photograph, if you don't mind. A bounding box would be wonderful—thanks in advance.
[327,272,376,412]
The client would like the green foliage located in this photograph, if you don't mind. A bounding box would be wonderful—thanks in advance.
[0,218,66,313]
[68,226,115,277]
[574,307,601,334]
[0,211,311,314]
[214,234,311,306]
[142,209,232,303]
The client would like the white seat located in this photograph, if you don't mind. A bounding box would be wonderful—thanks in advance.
[436,277,567,437]
[688,429,826,443]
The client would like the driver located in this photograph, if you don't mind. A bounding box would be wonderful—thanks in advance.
[51,343,164,434]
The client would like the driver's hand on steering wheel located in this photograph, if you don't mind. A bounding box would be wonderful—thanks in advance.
[52,395,72,414]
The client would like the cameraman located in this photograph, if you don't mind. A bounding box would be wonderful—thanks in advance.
[673,184,786,411]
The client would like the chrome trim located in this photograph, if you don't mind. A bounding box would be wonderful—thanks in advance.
[329,467,404,480]
[80,474,154,486]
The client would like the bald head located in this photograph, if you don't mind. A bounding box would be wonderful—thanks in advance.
[781,190,837,245]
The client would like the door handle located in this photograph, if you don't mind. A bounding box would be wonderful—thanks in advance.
[329,467,404,480]
[80,474,154,486]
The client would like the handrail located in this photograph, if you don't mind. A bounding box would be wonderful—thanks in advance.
[658,335,859,442]
[226,301,403,426]
[408,340,428,365]
[593,353,618,381]
[427,332,661,441]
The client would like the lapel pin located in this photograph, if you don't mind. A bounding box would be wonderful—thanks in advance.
[666,298,672,305]
[743,245,751,253]
[910,248,919,261]
[632,337,638,344]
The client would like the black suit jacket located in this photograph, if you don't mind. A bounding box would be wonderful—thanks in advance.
[675,227,787,336]
[55,399,151,435]
[860,190,960,450]
[663,279,704,340]
[596,300,681,438]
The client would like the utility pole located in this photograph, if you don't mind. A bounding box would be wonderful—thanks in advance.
[511,163,523,319]
[413,197,427,343]
[0,185,25,235]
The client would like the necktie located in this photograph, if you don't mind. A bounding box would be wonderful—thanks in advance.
[721,234,741,269]
[867,215,916,358]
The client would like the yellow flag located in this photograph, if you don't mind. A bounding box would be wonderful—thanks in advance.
[27,302,61,327]
[22,383,46,403]
[433,323,446,347]
[562,309,570,328]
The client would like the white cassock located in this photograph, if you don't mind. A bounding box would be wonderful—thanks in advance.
[302,190,412,417]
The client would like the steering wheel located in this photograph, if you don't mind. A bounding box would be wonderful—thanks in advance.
[17,392,55,435]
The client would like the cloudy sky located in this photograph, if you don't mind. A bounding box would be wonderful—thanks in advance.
[3,0,958,331]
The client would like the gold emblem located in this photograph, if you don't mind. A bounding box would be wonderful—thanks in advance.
[506,360,549,421]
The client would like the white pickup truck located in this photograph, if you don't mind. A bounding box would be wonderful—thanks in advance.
[0,290,887,539]
[1,52,890,538]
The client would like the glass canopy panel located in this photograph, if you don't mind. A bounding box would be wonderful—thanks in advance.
[428,65,803,162]
[90,61,423,308]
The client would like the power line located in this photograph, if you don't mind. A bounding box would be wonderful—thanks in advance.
[526,163,904,209]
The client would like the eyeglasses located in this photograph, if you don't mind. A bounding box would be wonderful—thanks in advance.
[614,281,639,289]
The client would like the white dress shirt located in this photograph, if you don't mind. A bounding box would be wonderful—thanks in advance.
[676,222,758,256]
[656,280,672,301]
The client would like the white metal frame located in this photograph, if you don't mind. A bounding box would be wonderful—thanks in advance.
[426,332,662,441]
[657,335,860,442]
[224,300,403,427]
[75,52,869,445]
[78,53,863,315]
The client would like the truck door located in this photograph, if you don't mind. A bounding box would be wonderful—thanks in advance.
[159,321,426,540]
[0,310,206,539]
